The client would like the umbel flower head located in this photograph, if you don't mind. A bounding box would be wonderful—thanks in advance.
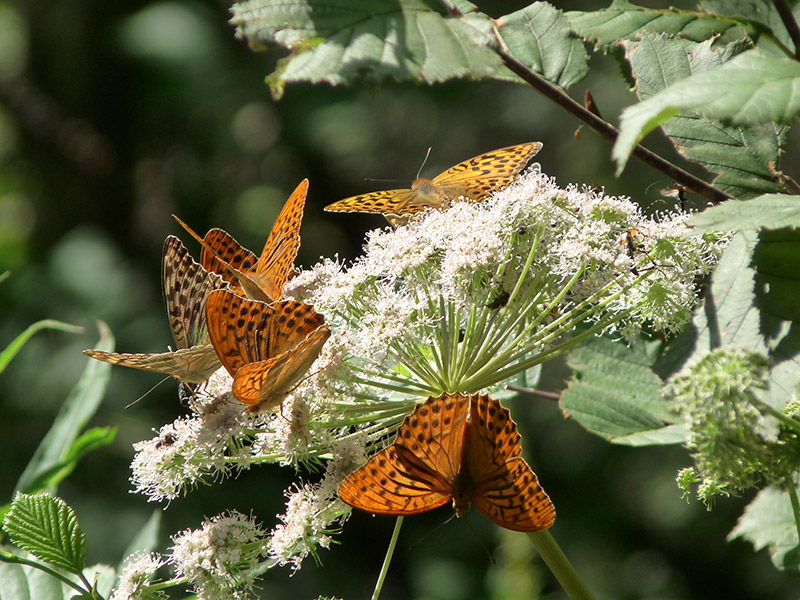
[666,347,800,506]
[126,169,724,578]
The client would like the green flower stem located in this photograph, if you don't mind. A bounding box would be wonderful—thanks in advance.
[785,478,800,543]
[527,530,596,600]
[372,516,404,600]
[0,550,87,595]
[753,400,800,437]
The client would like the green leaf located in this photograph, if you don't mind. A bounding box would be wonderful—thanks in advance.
[566,0,757,51]
[701,0,800,51]
[19,428,117,499]
[611,422,688,446]
[0,552,70,600]
[230,0,503,97]
[689,195,800,232]
[498,2,588,89]
[729,486,800,573]
[0,320,83,375]
[15,322,114,495]
[655,231,766,376]
[3,494,86,575]
[561,335,673,443]
[614,47,798,176]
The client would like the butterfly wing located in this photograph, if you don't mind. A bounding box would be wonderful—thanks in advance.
[465,395,555,532]
[201,228,258,290]
[205,290,330,410]
[338,444,452,515]
[338,393,470,516]
[324,188,420,216]
[255,179,308,300]
[432,142,542,202]
[82,345,220,384]
[162,235,225,348]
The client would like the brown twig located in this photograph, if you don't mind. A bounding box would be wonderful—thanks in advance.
[442,0,733,205]
[773,0,800,58]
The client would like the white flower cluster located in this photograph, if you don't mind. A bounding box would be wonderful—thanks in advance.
[169,511,267,600]
[111,552,165,600]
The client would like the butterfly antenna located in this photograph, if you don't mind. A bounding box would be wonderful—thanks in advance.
[364,177,406,183]
[408,513,457,551]
[416,146,433,180]
[126,375,172,409]
[463,517,496,565]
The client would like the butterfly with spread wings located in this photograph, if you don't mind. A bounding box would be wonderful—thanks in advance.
[204,289,331,412]
[338,392,555,532]
[83,235,225,383]
[174,178,308,303]
[324,143,542,226]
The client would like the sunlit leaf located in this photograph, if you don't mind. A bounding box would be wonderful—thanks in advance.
[3,494,85,575]
[230,0,502,97]
[498,2,589,89]
[614,47,797,176]
[729,486,800,574]
[701,0,800,50]
[566,0,756,51]
[690,195,800,232]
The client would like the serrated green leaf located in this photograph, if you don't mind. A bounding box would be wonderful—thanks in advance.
[655,231,766,376]
[15,323,114,495]
[561,335,673,443]
[498,2,588,89]
[0,320,83,375]
[615,47,799,176]
[689,195,800,232]
[701,0,800,51]
[230,0,503,95]
[566,0,757,51]
[3,494,85,575]
[729,486,800,573]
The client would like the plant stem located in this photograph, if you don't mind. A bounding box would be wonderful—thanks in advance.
[0,551,87,594]
[527,530,596,600]
[372,517,404,600]
[773,0,800,57]
[785,478,800,543]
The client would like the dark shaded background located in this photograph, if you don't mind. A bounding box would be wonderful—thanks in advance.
[1,0,798,598]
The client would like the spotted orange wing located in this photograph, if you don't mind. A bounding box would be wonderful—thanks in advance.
[254,178,308,300]
[338,394,470,514]
[432,142,542,202]
[323,188,418,215]
[83,236,224,383]
[465,395,556,532]
[175,179,308,302]
[204,289,330,412]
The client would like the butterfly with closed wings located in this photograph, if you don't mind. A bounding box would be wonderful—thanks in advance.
[83,235,225,384]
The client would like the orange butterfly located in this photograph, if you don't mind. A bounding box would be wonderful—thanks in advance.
[205,289,331,412]
[83,236,225,383]
[174,179,308,303]
[324,143,542,226]
[338,392,555,532]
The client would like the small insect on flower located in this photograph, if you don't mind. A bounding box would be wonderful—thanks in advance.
[338,392,556,532]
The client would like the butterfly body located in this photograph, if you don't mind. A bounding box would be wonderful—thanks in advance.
[324,143,542,225]
[338,392,555,532]
[205,289,330,412]
[83,236,225,383]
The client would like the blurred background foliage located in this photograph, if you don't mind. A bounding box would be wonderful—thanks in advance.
[1,0,799,598]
